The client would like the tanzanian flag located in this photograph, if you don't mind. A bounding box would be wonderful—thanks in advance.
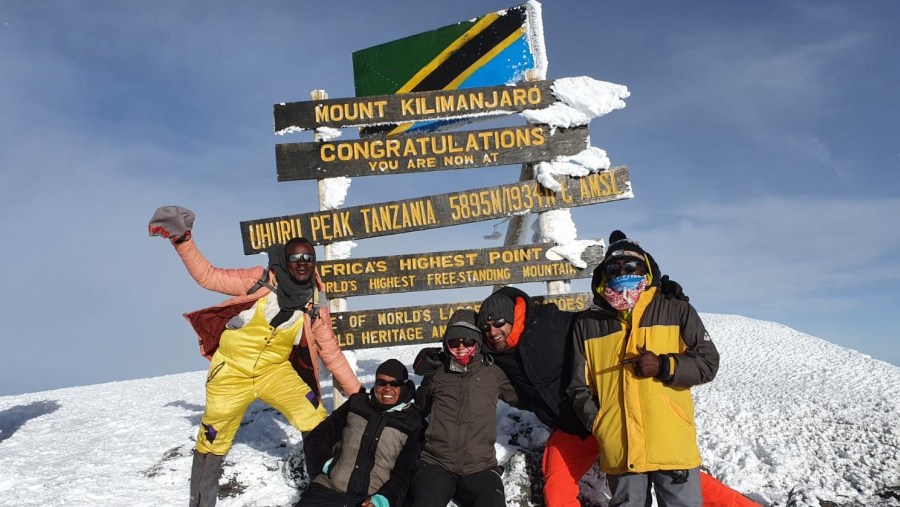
[352,2,546,136]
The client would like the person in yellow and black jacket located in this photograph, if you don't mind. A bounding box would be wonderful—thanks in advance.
[567,230,719,507]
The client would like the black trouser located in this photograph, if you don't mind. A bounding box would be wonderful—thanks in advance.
[294,482,364,507]
[406,461,505,507]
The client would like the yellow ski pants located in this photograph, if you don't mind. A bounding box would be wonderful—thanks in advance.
[195,351,326,455]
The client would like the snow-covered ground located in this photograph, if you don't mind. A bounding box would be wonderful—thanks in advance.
[1,314,898,506]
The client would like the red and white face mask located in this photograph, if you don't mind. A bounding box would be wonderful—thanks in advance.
[447,338,478,365]
[604,275,649,311]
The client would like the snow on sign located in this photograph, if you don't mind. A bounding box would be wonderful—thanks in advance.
[239,166,632,254]
[275,125,588,181]
[352,1,545,137]
[331,293,592,351]
[317,242,603,298]
[273,80,554,133]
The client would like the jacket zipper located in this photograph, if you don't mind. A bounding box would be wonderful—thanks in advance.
[252,326,277,374]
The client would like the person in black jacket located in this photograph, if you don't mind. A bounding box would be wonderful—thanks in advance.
[476,286,594,506]
[296,359,421,507]
[407,309,518,507]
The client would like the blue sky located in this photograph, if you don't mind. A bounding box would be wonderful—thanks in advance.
[1,1,898,396]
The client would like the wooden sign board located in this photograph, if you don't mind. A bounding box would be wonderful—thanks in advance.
[331,292,593,351]
[276,125,588,181]
[240,165,632,254]
[273,81,555,133]
[318,242,603,298]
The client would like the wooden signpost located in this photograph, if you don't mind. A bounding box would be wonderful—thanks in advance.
[241,166,631,253]
[276,125,588,181]
[251,2,633,387]
[317,243,602,298]
[330,293,593,351]
[274,81,555,133]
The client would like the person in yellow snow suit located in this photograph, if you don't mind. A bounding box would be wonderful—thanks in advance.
[149,206,361,507]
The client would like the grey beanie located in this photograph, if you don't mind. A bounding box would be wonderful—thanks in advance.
[477,293,515,328]
[443,309,483,349]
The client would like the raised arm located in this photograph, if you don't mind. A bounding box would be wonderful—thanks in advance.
[173,238,265,297]
[150,205,263,296]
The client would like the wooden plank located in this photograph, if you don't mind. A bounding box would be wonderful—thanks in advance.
[318,242,603,298]
[330,293,594,351]
[273,80,555,132]
[239,165,632,254]
[276,125,588,181]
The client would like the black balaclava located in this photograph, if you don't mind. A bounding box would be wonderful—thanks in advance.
[265,238,316,312]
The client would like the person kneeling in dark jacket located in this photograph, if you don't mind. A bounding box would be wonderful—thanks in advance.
[296,359,422,507]
[406,309,519,507]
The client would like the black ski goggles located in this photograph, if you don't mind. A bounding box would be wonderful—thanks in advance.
[604,259,643,276]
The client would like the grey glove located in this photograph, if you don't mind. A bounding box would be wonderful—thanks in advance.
[149,206,195,243]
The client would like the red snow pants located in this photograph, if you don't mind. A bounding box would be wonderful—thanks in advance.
[541,428,600,507]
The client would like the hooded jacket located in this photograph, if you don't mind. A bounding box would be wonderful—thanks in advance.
[485,286,589,438]
[173,238,361,400]
[567,245,719,475]
[414,335,518,476]
[305,386,422,506]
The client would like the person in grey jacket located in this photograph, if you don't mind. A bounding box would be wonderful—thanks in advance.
[296,359,422,507]
[406,309,519,507]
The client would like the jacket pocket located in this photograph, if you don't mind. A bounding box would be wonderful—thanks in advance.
[658,392,693,426]
[207,361,226,384]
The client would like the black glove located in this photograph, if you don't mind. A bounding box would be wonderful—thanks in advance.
[660,274,689,302]
[622,347,673,382]
[413,347,443,376]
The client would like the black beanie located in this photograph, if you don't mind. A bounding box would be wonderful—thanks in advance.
[375,358,408,382]
[604,229,648,264]
[592,230,660,296]
[478,293,515,328]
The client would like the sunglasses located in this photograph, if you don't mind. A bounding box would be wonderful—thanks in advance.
[287,252,316,263]
[479,319,507,333]
[604,260,643,276]
[447,337,477,348]
[374,378,404,388]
